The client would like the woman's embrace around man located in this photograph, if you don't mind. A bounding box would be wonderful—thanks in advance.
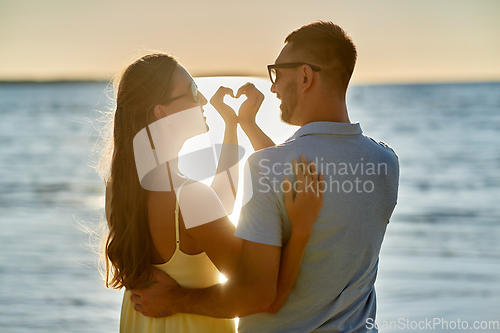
[100,52,324,332]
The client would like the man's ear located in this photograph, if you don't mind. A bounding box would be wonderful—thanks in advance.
[300,65,313,93]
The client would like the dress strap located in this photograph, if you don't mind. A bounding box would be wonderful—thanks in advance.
[174,179,190,250]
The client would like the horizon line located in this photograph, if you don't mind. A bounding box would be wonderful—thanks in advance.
[0,77,499,86]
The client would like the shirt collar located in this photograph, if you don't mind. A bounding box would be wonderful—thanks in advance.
[286,121,363,141]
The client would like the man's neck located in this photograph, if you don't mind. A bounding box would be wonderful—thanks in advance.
[298,99,351,126]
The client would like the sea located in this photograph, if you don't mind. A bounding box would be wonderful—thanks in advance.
[0,78,499,332]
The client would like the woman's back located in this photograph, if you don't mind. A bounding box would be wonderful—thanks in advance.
[119,181,236,332]
[147,181,204,265]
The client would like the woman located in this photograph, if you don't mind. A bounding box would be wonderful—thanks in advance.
[101,53,323,332]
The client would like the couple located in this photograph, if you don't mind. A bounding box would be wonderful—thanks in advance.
[102,21,399,333]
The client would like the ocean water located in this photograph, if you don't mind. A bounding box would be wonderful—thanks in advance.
[0,79,499,332]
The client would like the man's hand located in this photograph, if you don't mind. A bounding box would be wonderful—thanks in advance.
[129,267,181,318]
[236,83,265,127]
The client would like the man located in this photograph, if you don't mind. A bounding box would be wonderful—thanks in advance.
[131,21,399,332]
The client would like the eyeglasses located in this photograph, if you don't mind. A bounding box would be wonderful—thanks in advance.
[267,63,321,84]
[163,80,199,105]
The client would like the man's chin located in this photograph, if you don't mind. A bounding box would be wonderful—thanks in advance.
[280,112,293,125]
[280,106,293,125]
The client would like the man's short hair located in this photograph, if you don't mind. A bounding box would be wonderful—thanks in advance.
[285,21,357,91]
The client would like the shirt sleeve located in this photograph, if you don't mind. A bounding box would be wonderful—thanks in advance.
[234,152,283,247]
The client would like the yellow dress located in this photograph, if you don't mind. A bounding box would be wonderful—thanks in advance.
[120,181,236,333]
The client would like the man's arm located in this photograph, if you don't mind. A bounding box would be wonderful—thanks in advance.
[237,83,275,151]
[131,239,281,318]
[176,240,281,317]
[240,121,275,151]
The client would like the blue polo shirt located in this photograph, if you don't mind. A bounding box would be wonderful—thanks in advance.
[235,121,399,333]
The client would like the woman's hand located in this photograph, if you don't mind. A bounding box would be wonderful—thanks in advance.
[210,86,238,126]
[236,82,265,127]
[283,155,324,238]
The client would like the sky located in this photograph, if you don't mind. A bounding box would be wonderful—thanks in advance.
[0,0,499,83]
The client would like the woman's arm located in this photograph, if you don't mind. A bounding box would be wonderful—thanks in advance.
[182,181,242,278]
[128,157,323,318]
[209,87,239,215]
[237,83,275,151]
[267,155,324,314]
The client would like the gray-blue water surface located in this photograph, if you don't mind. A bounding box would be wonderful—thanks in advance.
[0,80,499,332]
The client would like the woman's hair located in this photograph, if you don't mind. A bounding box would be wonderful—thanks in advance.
[101,53,179,289]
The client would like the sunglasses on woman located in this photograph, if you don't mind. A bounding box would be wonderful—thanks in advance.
[163,80,199,105]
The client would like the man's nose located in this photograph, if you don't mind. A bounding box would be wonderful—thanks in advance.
[198,92,208,106]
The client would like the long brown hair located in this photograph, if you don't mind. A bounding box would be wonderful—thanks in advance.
[101,53,178,289]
